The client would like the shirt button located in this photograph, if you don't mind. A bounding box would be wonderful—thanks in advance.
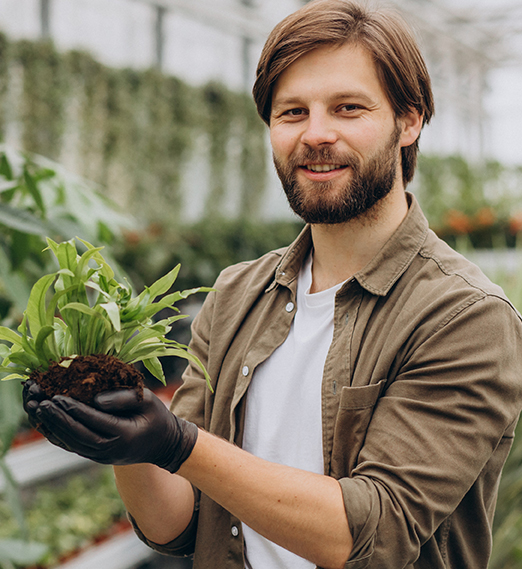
[242,365,249,377]
[285,302,295,312]
[231,525,239,537]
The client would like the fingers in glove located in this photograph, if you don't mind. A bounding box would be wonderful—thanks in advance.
[49,395,133,438]
[93,388,144,414]
[35,399,112,456]
[22,380,48,411]
[22,380,50,432]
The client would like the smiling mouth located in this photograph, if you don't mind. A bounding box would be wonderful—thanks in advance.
[302,164,348,173]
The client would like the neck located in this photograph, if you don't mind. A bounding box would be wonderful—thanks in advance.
[309,189,408,293]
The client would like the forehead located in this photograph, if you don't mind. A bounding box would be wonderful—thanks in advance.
[271,43,387,107]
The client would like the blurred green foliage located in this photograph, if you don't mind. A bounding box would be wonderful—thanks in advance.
[0,33,267,227]
[0,146,134,325]
[115,217,305,292]
[0,146,135,569]
[0,467,126,568]
[415,155,522,250]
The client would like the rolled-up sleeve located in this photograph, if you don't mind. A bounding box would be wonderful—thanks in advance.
[129,497,199,557]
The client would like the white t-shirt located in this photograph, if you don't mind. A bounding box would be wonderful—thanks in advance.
[242,253,344,569]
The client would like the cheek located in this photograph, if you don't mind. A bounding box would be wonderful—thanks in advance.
[270,126,299,160]
[344,121,383,151]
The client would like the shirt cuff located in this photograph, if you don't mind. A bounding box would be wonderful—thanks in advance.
[128,504,199,558]
[339,476,379,567]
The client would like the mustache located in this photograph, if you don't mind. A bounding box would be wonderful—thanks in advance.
[286,147,360,170]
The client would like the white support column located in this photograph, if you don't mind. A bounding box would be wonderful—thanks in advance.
[154,4,167,69]
[40,0,51,38]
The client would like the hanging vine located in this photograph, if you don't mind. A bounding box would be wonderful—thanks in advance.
[0,35,269,225]
[14,39,69,161]
[202,82,236,217]
[65,49,110,186]
[239,94,267,220]
[0,33,9,140]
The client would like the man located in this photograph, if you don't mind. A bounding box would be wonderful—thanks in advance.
[23,1,522,568]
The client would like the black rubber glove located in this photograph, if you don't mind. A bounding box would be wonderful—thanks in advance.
[22,380,198,473]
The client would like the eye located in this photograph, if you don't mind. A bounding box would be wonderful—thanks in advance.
[339,104,362,113]
[283,108,307,118]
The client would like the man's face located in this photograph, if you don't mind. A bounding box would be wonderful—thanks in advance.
[269,43,410,225]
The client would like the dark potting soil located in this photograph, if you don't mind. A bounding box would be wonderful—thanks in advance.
[30,353,145,405]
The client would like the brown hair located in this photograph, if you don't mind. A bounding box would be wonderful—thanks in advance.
[253,0,435,185]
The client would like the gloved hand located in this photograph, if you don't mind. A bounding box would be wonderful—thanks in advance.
[22,379,198,473]
[23,379,69,450]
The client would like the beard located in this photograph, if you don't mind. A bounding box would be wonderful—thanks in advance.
[274,122,402,225]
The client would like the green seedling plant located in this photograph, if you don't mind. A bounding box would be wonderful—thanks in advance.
[0,237,212,390]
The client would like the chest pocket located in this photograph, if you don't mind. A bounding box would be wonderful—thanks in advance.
[330,379,387,479]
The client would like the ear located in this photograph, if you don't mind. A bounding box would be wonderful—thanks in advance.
[399,108,423,148]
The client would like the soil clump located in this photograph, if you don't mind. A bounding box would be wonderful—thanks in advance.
[30,353,145,406]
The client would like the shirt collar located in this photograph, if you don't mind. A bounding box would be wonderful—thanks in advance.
[353,192,429,296]
[273,224,312,289]
[273,192,429,297]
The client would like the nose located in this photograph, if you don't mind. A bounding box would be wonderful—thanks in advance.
[300,110,339,148]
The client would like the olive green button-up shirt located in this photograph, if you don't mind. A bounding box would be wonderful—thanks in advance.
[134,194,522,568]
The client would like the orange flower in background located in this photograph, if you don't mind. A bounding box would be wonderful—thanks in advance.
[474,207,496,228]
[509,212,522,235]
[147,222,164,238]
[122,229,142,246]
[446,209,472,235]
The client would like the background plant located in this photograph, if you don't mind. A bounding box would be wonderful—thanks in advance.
[0,467,126,568]
[0,33,268,227]
[0,146,135,569]
[0,146,135,327]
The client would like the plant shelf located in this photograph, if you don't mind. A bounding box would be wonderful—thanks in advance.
[56,529,153,569]
[0,438,89,491]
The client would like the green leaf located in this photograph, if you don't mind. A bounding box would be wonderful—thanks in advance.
[25,273,56,338]
[56,268,75,277]
[141,286,213,319]
[129,347,213,391]
[44,283,77,326]
[0,205,49,235]
[145,264,181,303]
[0,327,23,348]
[77,237,114,280]
[0,372,28,381]
[100,302,120,332]
[85,280,111,301]
[53,317,71,355]
[0,153,13,179]
[76,244,105,279]
[142,357,166,385]
[34,325,58,365]
[61,302,108,323]
[23,166,46,215]
[61,302,111,354]
[117,329,165,361]
[51,239,78,273]
[0,345,10,360]
[120,290,151,323]
[6,351,39,371]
